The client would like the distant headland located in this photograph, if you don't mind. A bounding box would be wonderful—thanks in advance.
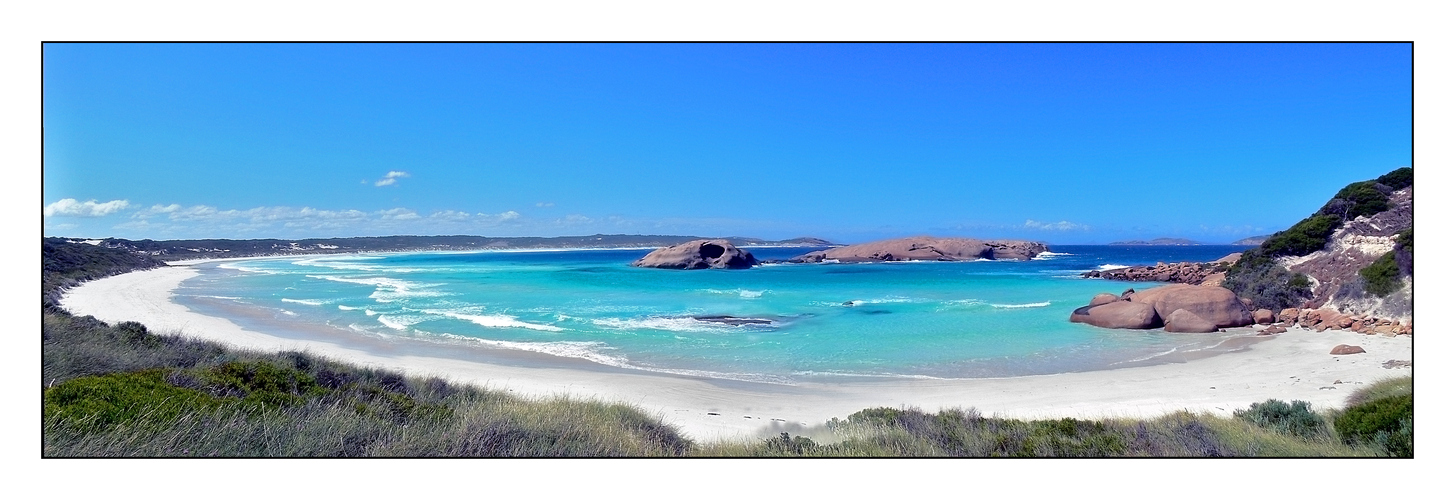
[46,234,836,261]
[1107,238,1201,246]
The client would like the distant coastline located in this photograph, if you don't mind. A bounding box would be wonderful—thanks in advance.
[1107,238,1201,246]
[46,234,838,262]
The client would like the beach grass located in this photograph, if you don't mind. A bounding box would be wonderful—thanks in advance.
[44,311,694,457]
[695,406,1385,457]
[43,310,1406,457]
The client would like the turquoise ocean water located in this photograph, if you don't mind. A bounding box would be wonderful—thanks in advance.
[175,245,1255,383]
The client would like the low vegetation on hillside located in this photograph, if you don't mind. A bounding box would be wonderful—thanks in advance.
[41,238,165,311]
[1355,228,1413,298]
[1223,167,1411,310]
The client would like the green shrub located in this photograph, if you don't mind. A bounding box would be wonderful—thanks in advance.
[762,432,821,455]
[44,369,222,434]
[1263,214,1341,257]
[1288,273,1311,290]
[1335,394,1412,457]
[1375,167,1413,190]
[1235,399,1327,439]
[1321,181,1390,220]
[1358,251,1402,297]
[846,407,908,426]
[1394,228,1413,275]
[203,360,323,407]
[1222,249,1313,310]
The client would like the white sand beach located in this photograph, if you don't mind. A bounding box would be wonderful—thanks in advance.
[60,262,1414,443]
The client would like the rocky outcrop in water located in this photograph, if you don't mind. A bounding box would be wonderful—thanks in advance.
[1080,253,1241,285]
[784,236,1047,263]
[1070,300,1161,329]
[631,239,758,269]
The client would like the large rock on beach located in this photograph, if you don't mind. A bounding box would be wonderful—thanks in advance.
[1253,309,1275,325]
[1330,344,1367,355]
[1278,308,1301,324]
[1163,309,1219,333]
[788,236,1047,263]
[1070,283,1253,332]
[631,239,758,270]
[1070,300,1161,329]
[1129,284,1253,328]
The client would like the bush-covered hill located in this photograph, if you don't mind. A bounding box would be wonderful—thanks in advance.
[1223,167,1412,311]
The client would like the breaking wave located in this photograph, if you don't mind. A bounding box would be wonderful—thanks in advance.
[426,309,565,332]
[592,316,776,333]
[991,301,1051,309]
[281,298,325,306]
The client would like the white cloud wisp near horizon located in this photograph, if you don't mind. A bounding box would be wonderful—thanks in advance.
[43,198,131,217]
[112,203,539,238]
[1024,219,1090,231]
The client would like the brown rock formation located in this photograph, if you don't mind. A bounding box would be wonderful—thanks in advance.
[1129,284,1253,328]
[1081,262,1221,285]
[788,236,1047,263]
[1089,293,1120,307]
[1200,272,1227,287]
[1082,253,1242,286]
[1164,309,1219,333]
[1278,308,1300,324]
[1070,283,1252,331]
[1330,344,1367,355]
[1253,309,1275,325]
[631,239,758,269]
[1070,300,1161,329]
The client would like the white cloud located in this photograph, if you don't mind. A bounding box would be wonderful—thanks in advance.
[536,202,555,208]
[375,171,410,187]
[1024,219,1089,231]
[429,210,472,221]
[377,208,420,220]
[43,198,131,217]
[473,211,522,224]
[557,214,593,225]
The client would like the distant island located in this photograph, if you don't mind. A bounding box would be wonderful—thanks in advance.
[48,234,836,261]
[1231,235,1271,246]
[1107,238,1200,246]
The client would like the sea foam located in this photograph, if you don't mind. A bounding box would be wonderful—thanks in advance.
[427,309,565,332]
[592,316,775,333]
[281,298,326,306]
[991,301,1052,309]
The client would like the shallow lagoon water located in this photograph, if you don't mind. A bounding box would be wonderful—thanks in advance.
[175,245,1256,383]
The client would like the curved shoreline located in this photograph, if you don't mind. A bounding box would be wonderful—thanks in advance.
[59,261,1413,442]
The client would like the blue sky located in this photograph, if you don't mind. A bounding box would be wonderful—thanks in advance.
[42,43,1411,244]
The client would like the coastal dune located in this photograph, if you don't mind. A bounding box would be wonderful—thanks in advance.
[61,261,1413,443]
